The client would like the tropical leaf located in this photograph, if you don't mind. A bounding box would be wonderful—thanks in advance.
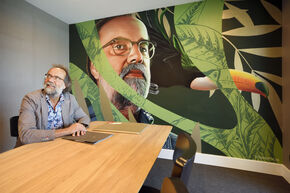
[70,62,103,121]
[260,0,282,25]
[222,9,234,19]
[175,0,282,163]
[70,62,128,122]
[76,19,201,136]
[174,2,204,25]
[176,24,226,72]
[75,24,91,40]
[132,12,141,20]
[257,75,282,131]
[222,25,280,36]
[239,47,281,58]
[250,69,261,113]
[209,89,215,98]
[224,2,253,27]
[234,50,243,71]
[158,9,171,38]
[128,109,137,123]
[191,122,201,152]
[254,70,282,86]
[99,82,114,121]
[72,79,90,116]
[251,92,261,112]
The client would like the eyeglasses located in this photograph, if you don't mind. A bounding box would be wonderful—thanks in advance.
[45,73,64,81]
[102,37,156,59]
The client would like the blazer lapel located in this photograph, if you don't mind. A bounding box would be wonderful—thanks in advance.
[41,91,48,129]
[62,95,70,127]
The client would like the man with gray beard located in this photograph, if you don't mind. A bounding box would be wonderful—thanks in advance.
[89,15,153,121]
[88,15,176,149]
[18,65,90,145]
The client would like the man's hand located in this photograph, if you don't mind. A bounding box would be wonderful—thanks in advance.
[55,123,87,138]
[68,123,87,136]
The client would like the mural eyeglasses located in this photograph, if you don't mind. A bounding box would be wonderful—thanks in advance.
[102,37,156,59]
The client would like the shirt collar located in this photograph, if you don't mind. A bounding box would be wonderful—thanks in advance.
[45,93,64,107]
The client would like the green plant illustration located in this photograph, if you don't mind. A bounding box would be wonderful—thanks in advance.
[70,62,128,122]
[174,0,282,162]
[71,0,282,163]
[74,20,202,134]
[222,0,282,130]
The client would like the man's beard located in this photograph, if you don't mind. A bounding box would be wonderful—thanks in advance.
[111,63,150,112]
[44,82,63,98]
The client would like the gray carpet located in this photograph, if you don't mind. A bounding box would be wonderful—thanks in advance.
[143,158,290,193]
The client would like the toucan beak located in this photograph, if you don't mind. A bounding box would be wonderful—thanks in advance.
[229,69,269,98]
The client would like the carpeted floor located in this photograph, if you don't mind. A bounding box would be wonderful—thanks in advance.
[143,158,290,193]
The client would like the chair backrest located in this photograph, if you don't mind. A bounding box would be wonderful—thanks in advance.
[160,177,189,193]
[171,132,197,186]
[10,116,19,137]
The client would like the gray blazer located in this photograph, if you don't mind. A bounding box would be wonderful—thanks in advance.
[18,89,90,144]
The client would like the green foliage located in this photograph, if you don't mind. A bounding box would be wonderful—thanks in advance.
[70,62,127,122]
[174,0,282,163]
[71,0,282,163]
[75,19,202,135]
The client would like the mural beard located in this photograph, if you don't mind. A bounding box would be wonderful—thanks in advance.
[112,63,150,112]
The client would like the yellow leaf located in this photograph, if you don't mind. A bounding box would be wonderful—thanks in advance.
[234,50,243,71]
[163,14,171,38]
[251,92,261,112]
[128,109,137,123]
[191,122,201,152]
[222,25,280,36]
[209,90,215,98]
[260,0,281,25]
[259,76,282,131]
[158,8,162,24]
[158,8,171,38]
[222,9,234,19]
[254,70,282,86]
[224,2,253,27]
[99,83,114,121]
[240,47,281,58]
[72,79,90,116]
[251,71,260,112]
[133,12,141,20]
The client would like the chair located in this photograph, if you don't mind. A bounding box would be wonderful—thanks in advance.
[10,116,19,137]
[160,177,189,193]
[10,116,22,148]
[171,132,197,186]
[139,132,197,192]
[140,177,189,193]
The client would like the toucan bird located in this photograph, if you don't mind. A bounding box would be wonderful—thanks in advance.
[190,69,269,98]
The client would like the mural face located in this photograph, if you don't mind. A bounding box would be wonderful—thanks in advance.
[88,16,152,119]
[69,0,282,163]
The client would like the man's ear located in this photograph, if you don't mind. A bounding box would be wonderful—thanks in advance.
[89,61,100,80]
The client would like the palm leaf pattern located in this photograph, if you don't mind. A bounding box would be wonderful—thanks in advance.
[71,0,282,163]
[174,0,282,162]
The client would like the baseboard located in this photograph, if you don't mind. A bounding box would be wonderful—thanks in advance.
[158,150,290,183]
[158,149,174,159]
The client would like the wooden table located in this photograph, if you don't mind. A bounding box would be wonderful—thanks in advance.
[0,122,172,193]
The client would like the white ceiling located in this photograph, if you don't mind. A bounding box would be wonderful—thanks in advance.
[25,0,198,24]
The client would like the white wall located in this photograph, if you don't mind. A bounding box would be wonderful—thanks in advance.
[282,0,290,169]
[0,0,69,152]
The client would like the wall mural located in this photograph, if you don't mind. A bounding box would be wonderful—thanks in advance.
[69,0,282,163]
